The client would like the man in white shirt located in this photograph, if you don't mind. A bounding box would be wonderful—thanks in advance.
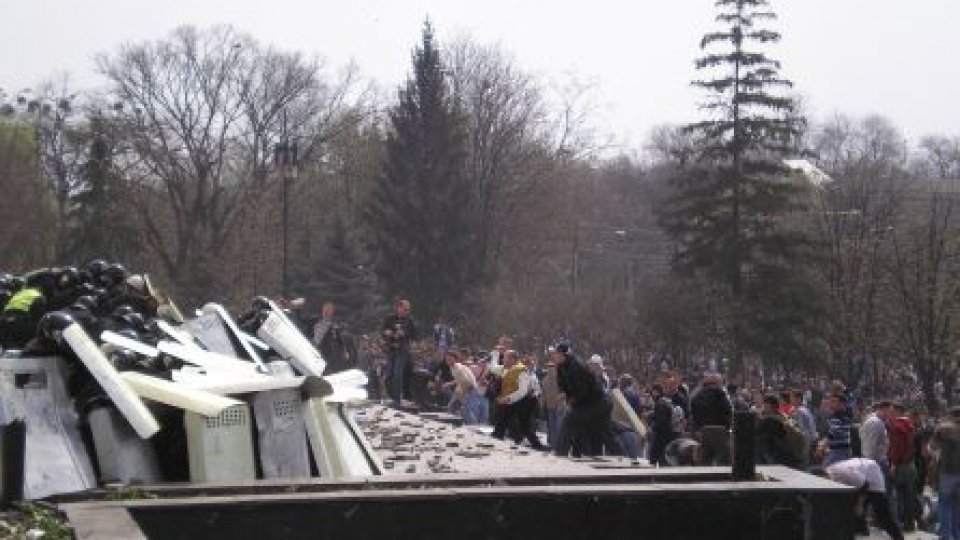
[815,441,904,540]
[442,351,485,425]
[860,401,892,469]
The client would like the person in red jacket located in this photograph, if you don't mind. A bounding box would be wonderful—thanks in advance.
[888,403,918,532]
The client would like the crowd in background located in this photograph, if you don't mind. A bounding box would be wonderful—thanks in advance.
[302,299,960,539]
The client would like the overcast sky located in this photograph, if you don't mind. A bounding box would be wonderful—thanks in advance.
[3,0,958,150]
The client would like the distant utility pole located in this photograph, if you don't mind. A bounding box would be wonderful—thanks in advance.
[274,109,298,299]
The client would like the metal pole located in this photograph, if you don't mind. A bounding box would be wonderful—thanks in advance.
[283,172,289,299]
[280,109,290,299]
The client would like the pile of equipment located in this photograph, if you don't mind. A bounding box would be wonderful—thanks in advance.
[0,262,380,500]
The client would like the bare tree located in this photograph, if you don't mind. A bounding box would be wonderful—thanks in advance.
[98,26,365,304]
[810,115,908,387]
[917,135,960,179]
[886,181,960,414]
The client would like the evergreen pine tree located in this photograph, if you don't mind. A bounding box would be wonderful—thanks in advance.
[367,21,481,325]
[65,114,137,263]
[659,0,821,377]
[297,216,378,330]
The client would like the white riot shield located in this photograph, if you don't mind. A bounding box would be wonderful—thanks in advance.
[251,361,310,479]
[0,356,97,499]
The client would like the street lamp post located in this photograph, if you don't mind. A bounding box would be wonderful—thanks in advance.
[274,110,298,299]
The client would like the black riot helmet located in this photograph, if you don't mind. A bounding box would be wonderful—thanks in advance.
[57,266,81,290]
[109,349,140,371]
[112,305,135,319]
[75,282,97,297]
[37,311,76,346]
[102,263,127,287]
[73,295,99,312]
[251,296,272,311]
[25,269,57,294]
[8,275,25,291]
[120,312,146,331]
[86,259,109,279]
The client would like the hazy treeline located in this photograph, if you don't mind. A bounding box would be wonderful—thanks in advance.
[2,23,960,409]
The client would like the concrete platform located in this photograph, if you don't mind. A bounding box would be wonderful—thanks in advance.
[55,405,858,539]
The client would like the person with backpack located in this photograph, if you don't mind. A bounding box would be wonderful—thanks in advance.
[756,394,806,469]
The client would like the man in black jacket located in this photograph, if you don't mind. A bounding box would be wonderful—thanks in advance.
[756,394,803,469]
[382,299,417,405]
[650,383,677,466]
[689,372,733,465]
[553,345,620,457]
[313,302,355,374]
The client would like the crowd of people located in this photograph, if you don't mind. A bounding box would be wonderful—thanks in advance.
[300,298,960,539]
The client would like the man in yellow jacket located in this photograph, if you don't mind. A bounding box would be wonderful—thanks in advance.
[491,350,546,450]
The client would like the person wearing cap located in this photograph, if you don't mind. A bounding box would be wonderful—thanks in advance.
[587,354,610,393]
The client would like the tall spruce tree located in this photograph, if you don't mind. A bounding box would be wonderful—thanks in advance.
[659,0,820,378]
[295,216,379,330]
[368,21,480,325]
[65,114,137,263]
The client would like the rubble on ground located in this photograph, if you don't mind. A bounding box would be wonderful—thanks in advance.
[360,405,648,476]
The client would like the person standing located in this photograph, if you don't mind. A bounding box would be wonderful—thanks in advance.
[860,401,892,472]
[433,315,455,362]
[825,392,854,465]
[541,349,566,449]
[554,344,616,457]
[756,395,801,469]
[381,299,417,405]
[689,372,732,465]
[790,389,818,449]
[313,302,355,374]
[587,354,610,393]
[649,383,678,466]
[929,407,960,540]
[492,351,544,449]
[888,404,918,532]
[516,356,546,450]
